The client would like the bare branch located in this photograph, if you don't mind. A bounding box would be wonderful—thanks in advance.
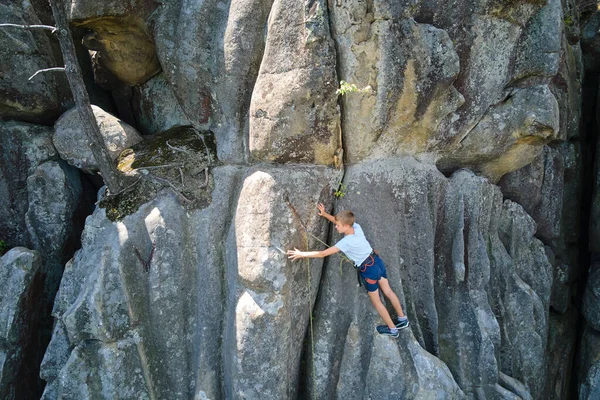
[178,167,184,186]
[0,23,57,32]
[200,167,209,188]
[131,163,185,171]
[29,67,65,80]
[166,140,193,155]
[145,174,192,203]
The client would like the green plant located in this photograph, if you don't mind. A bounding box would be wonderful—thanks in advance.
[564,15,574,26]
[0,240,9,256]
[334,182,347,198]
[335,80,372,97]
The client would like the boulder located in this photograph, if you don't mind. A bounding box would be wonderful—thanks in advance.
[0,121,56,248]
[437,85,560,182]
[25,160,88,301]
[249,0,340,165]
[499,145,564,244]
[53,105,143,173]
[67,0,161,86]
[224,165,341,399]
[131,73,190,135]
[0,248,44,399]
[0,1,70,124]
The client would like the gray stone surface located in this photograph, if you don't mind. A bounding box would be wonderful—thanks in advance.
[551,30,583,141]
[26,160,85,300]
[308,160,552,399]
[0,121,57,248]
[1,0,590,398]
[42,165,341,399]
[329,6,462,164]
[154,0,274,163]
[512,0,562,83]
[0,248,44,399]
[53,105,144,173]
[0,0,70,124]
[67,0,161,86]
[493,200,552,399]
[438,85,560,181]
[544,311,577,399]
[581,11,600,72]
[131,73,190,135]
[224,165,342,399]
[249,0,340,165]
[583,262,600,331]
[579,324,600,400]
[499,145,565,244]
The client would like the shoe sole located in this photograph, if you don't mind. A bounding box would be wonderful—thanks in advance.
[376,326,400,338]
[395,321,410,330]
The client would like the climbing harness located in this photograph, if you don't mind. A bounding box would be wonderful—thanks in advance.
[356,251,379,288]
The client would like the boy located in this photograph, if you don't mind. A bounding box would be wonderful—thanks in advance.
[287,203,409,337]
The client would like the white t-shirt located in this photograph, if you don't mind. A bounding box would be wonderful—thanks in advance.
[335,223,373,266]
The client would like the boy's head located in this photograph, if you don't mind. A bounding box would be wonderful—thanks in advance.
[335,210,355,229]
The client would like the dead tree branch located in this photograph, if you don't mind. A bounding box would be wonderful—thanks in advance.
[49,0,134,194]
[29,67,65,80]
[0,23,57,32]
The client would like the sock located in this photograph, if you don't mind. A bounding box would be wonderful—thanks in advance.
[397,316,408,321]
[390,327,398,333]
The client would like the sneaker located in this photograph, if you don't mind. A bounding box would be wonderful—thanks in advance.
[376,325,399,338]
[395,317,410,330]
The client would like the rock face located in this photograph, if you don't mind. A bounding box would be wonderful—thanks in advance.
[0,248,44,400]
[1,0,597,399]
[26,160,87,301]
[0,121,57,248]
[67,0,161,86]
[53,105,144,173]
[310,161,553,399]
[41,165,341,399]
[131,73,190,135]
[0,0,70,124]
[249,0,340,165]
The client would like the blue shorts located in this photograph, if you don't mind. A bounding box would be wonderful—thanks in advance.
[359,253,387,292]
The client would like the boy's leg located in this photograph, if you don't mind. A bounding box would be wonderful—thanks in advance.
[367,289,396,329]
[378,278,406,318]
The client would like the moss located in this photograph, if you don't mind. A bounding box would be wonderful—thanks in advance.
[100,180,158,222]
[117,125,217,173]
[103,126,217,221]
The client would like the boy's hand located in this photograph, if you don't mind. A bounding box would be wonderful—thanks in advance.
[317,203,326,216]
[287,248,305,261]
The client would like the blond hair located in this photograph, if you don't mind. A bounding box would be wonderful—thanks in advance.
[335,210,355,226]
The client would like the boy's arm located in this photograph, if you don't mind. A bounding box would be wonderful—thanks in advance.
[287,246,340,261]
[317,203,336,224]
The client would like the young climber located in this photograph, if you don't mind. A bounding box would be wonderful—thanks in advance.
[287,203,409,337]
